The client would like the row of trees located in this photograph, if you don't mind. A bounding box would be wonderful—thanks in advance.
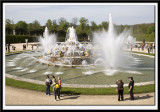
[5,17,155,42]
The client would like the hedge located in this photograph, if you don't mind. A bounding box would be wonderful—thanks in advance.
[6,35,39,44]
[6,35,90,43]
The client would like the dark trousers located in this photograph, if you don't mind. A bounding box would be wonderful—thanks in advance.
[118,90,124,101]
[46,85,50,95]
[53,88,57,100]
[129,90,134,100]
[57,88,61,99]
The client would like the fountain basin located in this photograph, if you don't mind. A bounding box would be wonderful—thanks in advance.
[6,52,155,85]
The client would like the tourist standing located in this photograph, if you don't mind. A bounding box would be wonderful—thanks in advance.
[150,43,153,52]
[23,44,25,50]
[24,44,26,50]
[6,44,7,52]
[148,45,150,54]
[128,77,134,100]
[138,44,140,50]
[31,45,33,50]
[51,75,57,101]
[37,45,39,49]
[8,43,10,52]
[116,80,124,101]
[130,45,133,51]
[45,75,51,96]
[57,77,62,100]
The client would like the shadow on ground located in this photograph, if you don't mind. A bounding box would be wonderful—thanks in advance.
[124,94,153,101]
[60,95,80,101]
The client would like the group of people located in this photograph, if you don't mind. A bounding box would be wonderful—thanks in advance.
[137,43,155,53]
[45,75,134,102]
[6,44,16,52]
[116,77,134,101]
[45,75,62,101]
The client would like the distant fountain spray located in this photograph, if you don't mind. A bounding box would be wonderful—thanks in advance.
[93,13,135,75]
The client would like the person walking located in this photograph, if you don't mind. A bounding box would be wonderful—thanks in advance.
[51,75,58,101]
[45,75,51,96]
[116,80,124,101]
[57,77,62,100]
[128,77,134,100]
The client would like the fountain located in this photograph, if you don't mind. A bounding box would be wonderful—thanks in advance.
[5,13,154,85]
[38,26,95,67]
[38,13,138,76]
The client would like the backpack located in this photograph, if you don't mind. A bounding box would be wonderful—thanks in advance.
[49,79,52,85]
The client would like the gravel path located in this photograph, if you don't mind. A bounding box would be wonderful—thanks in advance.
[5,86,154,105]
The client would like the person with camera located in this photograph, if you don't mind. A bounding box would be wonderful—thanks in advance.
[116,79,124,101]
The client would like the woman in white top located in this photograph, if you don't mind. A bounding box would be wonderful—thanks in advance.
[51,75,58,101]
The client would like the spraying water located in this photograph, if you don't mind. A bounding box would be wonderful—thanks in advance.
[39,27,57,53]
[93,13,135,75]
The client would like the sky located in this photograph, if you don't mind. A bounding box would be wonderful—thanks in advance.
[4,3,155,26]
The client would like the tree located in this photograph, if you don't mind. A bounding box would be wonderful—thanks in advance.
[28,20,42,36]
[57,18,69,37]
[77,17,89,40]
[101,21,108,31]
[46,19,52,32]
[52,20,58,33]
[15,21,28,35]
[79,17,88,29]
[71,17,78,27]
[58,17,66,25]
[90,21,98,31]
[6,19,14,35]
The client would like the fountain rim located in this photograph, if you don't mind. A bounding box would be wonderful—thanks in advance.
[5,73,155,88]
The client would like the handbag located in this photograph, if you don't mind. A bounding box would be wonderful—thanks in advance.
[56,84,60,88]
[116,88,118,92]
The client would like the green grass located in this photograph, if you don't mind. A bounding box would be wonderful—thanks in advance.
[132,51,155,56]
[6,77,155,95]
[5,50,31,55]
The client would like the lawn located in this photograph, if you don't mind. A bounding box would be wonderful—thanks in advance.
[6,77,155,95]
[132,51,155,56]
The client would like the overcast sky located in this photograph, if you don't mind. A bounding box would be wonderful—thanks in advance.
[5,4,155,25]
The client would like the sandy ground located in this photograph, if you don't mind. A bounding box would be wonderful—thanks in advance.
[5,42,41,52]
[6,42,155,54]
[5,86,154,106]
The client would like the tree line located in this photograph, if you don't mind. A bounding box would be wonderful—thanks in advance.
[5,17,155,42]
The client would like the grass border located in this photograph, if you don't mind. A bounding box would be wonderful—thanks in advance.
[6,77,155,95]
[132,51,155,56]
[5,50,31,55]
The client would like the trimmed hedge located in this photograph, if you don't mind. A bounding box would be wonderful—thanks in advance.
[6,35,39,44]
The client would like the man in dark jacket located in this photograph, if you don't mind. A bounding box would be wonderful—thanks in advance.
[128,77,134,100]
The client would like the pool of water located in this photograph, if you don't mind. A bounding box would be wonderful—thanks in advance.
[5,51,155,85]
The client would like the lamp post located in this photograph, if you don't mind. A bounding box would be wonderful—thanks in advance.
[13,30,15,35]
